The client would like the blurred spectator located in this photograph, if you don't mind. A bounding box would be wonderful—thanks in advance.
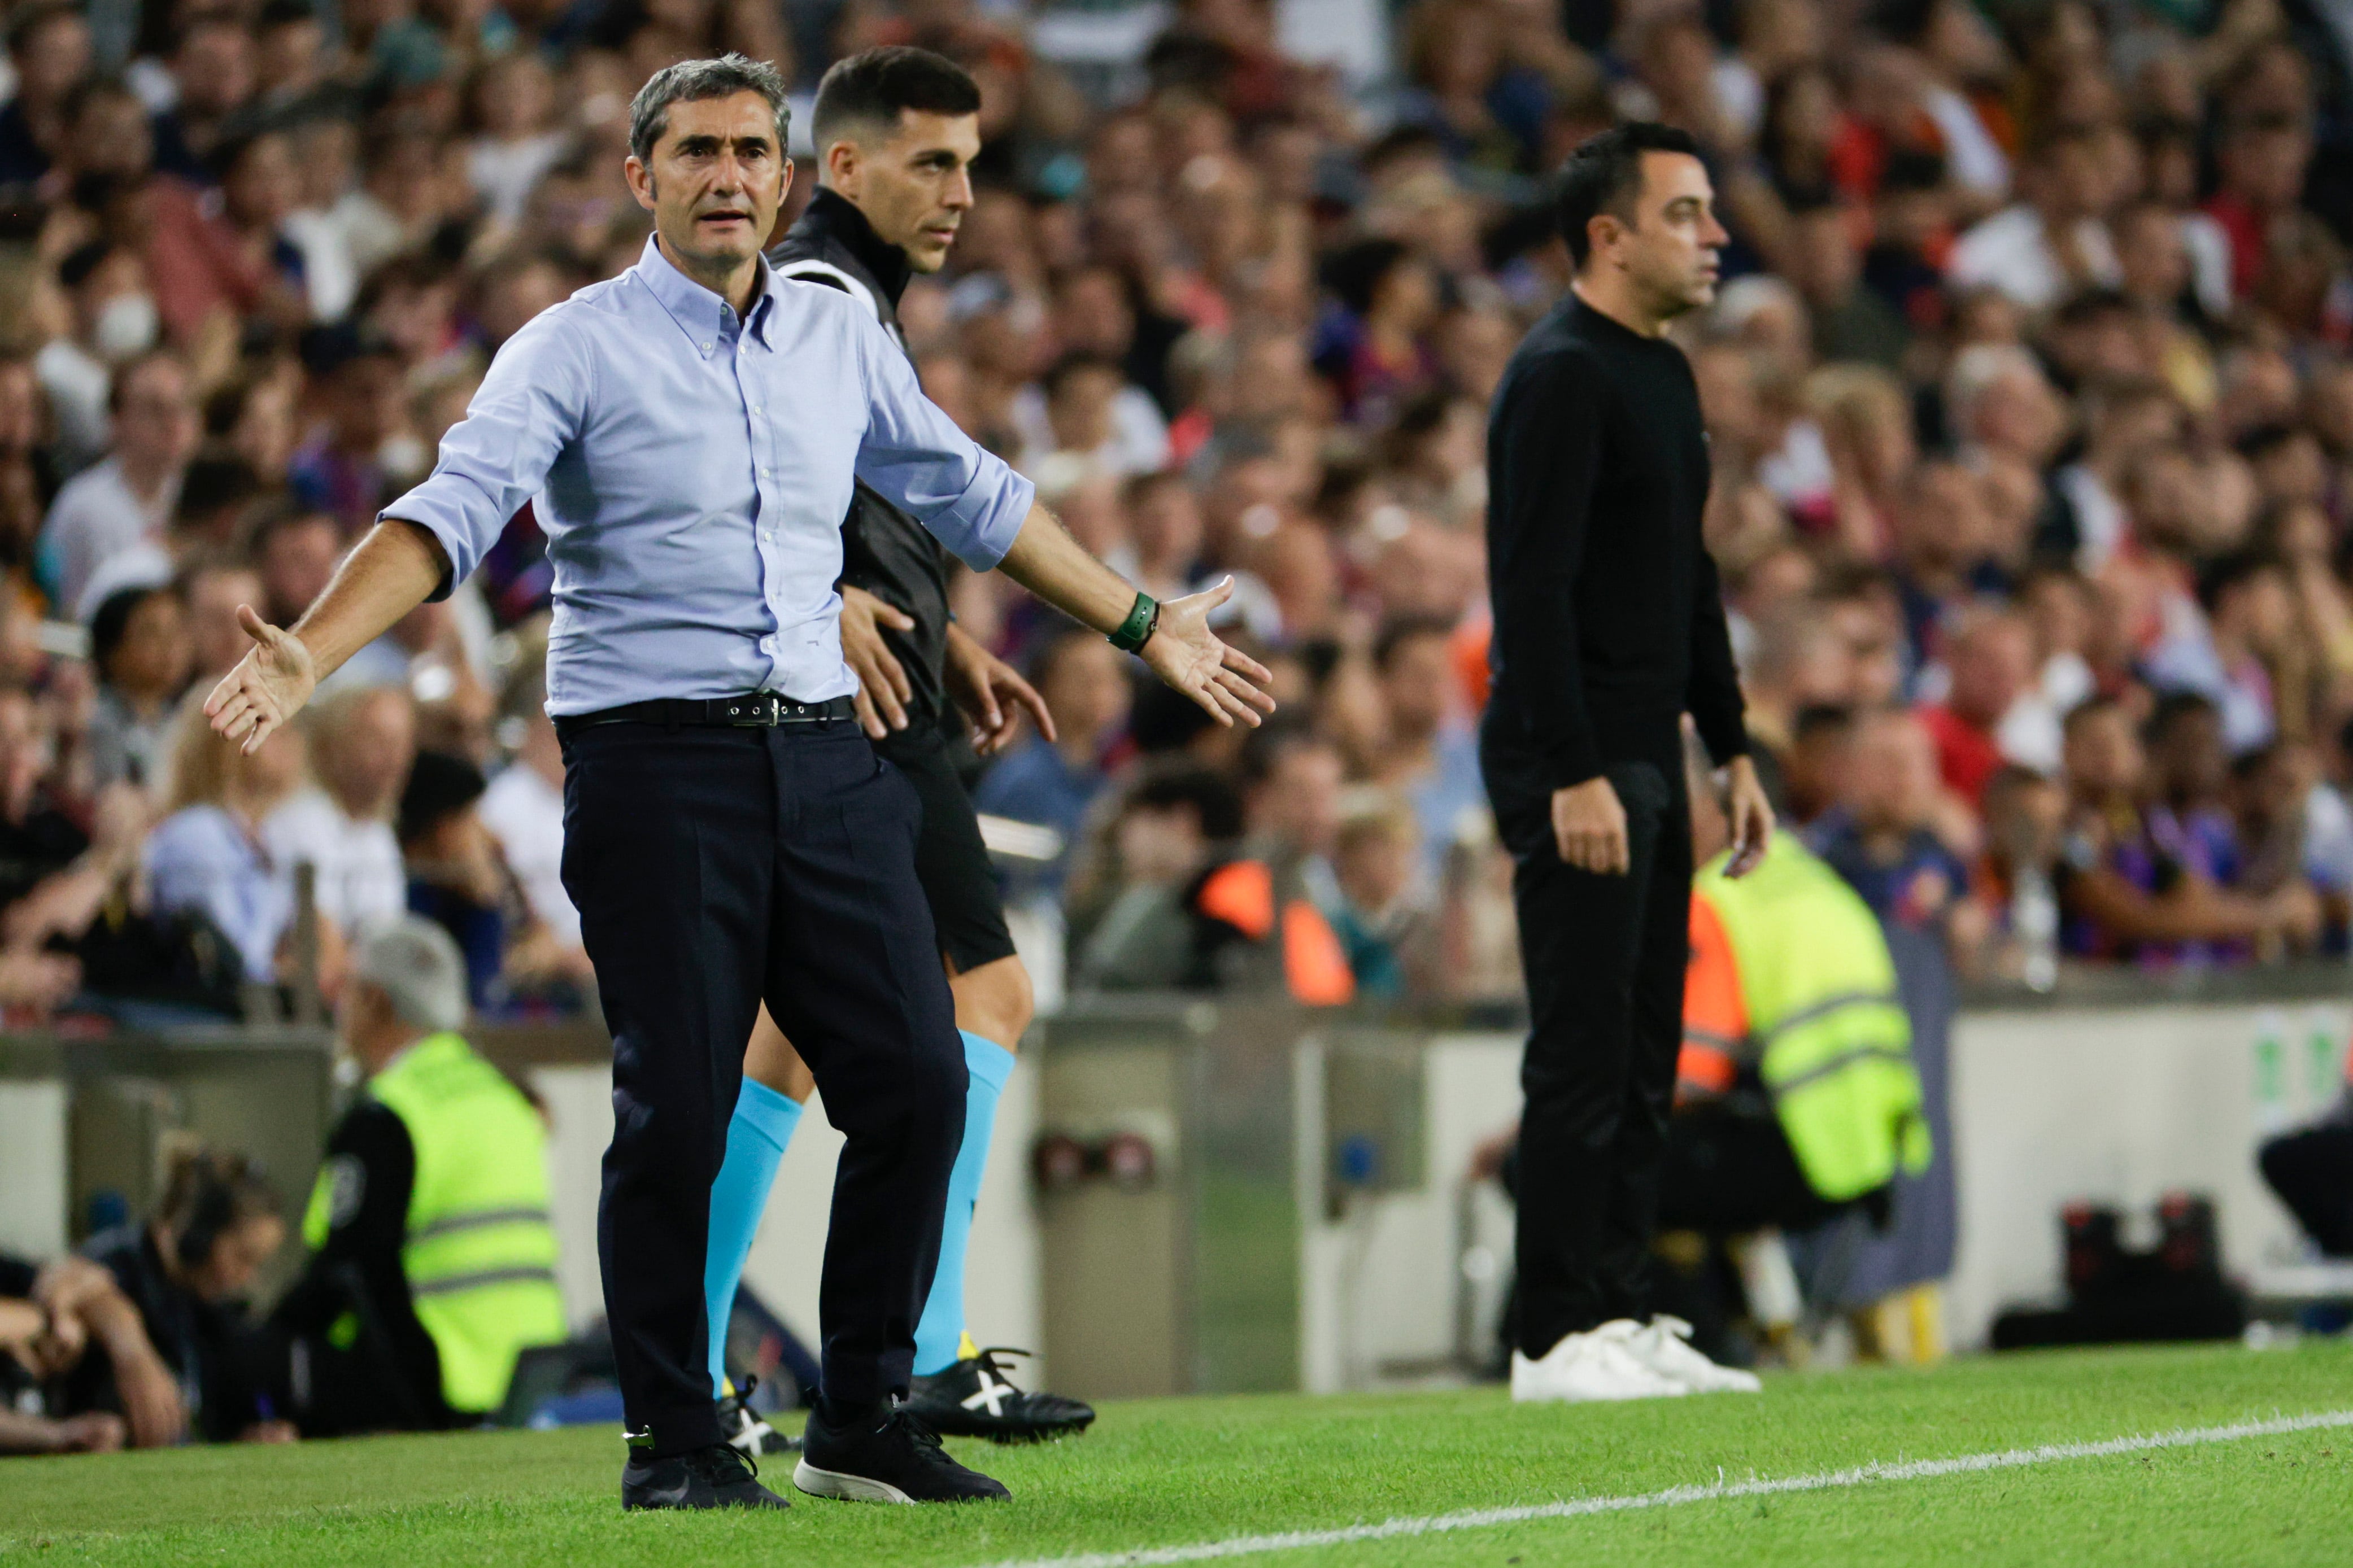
[0,2,88,186]
[1915,605,2033,811]
[970,628,1132,900]
[397,749,505,1008]
[1371,614,1483,879]
[85,583,190,789]
[62,1145,289,1445]
[264,685,415,939]
[36,240,156,471]
[2055,694,2320,966]
[1,1254,129,1454]
[40,352,197,621]
[144,695,310,985]
[2143,548,2295,754]
[477,647,593,994]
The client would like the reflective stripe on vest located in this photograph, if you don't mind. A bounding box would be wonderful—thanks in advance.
[363,1033,568,1413]
[1697,838,1931,1203]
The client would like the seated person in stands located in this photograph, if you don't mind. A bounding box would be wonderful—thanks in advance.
[1,1254,133,1453]
[61,1146,290,1444]
[268,917,565,1436]
[142,695,317,987]
[396,752,507,1009]
[2054,695,2320,964]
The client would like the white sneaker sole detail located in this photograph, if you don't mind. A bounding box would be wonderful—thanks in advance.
[792,1458,916,1504]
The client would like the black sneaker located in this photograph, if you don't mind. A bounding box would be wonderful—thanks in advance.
[792,1402,1011,1503]
[907,1348,1096,1444]
[719,1374,803,1457]
[621,1440,791,1510]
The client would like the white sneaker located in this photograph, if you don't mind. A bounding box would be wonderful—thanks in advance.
[1510,1320,1690,1403]
[1623,1314,1763,1394]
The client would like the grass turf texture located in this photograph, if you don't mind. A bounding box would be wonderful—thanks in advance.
[5,1340,2351,1566]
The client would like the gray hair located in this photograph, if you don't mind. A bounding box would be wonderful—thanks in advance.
[629,54,792,165]
[352,915,470,1034]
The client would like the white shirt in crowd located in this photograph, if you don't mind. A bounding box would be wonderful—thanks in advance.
[1948,205,2121,312]
[261,790,408,937]
[32,337,111,473]
[1010,382,1171,480]
[478,762,579,949]
[467,132,569,225]
[41,457,178,622]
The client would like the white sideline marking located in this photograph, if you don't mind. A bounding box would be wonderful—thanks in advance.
[976,1408,2353,1568]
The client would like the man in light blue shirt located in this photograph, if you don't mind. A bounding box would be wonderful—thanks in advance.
[201,54,1271,1512]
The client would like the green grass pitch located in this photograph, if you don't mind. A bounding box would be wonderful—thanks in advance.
[6,1340,2351,1566]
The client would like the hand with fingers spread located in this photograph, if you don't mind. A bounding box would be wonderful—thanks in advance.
[203,606,319,755]
[840,584,917,739]
[946,621,1055,757]
[1136,577,1276,728]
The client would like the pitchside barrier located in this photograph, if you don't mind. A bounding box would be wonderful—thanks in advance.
[2,970,2347,1395]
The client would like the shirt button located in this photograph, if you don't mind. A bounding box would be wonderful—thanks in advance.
[701,340,713,352]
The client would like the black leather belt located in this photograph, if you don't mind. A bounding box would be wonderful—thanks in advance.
[557,693,856,736]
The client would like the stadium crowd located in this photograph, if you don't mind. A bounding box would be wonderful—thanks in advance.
[0,0,2350,1037]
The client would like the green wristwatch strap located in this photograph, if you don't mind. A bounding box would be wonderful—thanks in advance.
[1108,591,1160,653]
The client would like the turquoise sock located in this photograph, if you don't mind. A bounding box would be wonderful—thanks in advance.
[704,1077,802,1396]
[913,1032,1014,1375]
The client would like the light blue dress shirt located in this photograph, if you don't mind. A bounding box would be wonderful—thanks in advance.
[385,237,1035,716]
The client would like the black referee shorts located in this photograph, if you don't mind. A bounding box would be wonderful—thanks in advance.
[875,726,1019,975]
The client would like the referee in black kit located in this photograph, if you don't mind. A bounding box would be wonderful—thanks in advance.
[203,55,1271,1511]
[1481,123,1776,1403]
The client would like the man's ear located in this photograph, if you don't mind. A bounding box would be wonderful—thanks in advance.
[824,137,860,193]
[624,154,656,213]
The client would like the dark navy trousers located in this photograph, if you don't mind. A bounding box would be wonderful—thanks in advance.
[559,717,966,1457]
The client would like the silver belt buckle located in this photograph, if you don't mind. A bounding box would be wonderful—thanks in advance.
[725,694,779,727]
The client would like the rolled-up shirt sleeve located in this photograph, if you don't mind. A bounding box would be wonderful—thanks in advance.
[852,313,1034,570]
[381,310,593,600]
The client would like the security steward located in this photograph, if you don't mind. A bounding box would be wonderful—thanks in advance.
[271,916,566,1435]
[1668,742,1932,1236]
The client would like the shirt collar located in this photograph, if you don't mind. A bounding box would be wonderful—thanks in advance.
[633,234,780,355]
[801,187,914,307]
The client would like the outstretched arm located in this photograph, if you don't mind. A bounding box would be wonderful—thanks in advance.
[203,521,447,753]
[994,502,1274,729]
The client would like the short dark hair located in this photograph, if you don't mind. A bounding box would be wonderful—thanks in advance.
[1374,613,1454,671]
[2144,688,2220,744]
[2195,547,2285,614]
[89,585,167,681]
[1555,121,1703,268]
[1320,237,1413,318]
[811,46,981,154]
[6,1,82,58]
[628,54,791,165]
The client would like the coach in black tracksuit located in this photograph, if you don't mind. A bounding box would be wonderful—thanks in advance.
[1481,124,1775,1390]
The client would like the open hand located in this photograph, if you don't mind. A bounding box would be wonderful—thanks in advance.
[840,585,916,739]
[203,607,317,755]
[1137,578,1275,728]
[945,622,1055,757]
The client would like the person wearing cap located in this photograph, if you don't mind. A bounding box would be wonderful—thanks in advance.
[269,915,566,1436]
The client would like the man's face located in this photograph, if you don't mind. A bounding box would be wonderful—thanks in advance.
[829,110,982,273]
[115,359,199,470]
[1588,150,1727,318]
[188,567,265,676]
[626,91,790,283]
[72,89,153,180]
[176,24,254,116]
[1380,632,1454,740]
[17,13,90,103]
